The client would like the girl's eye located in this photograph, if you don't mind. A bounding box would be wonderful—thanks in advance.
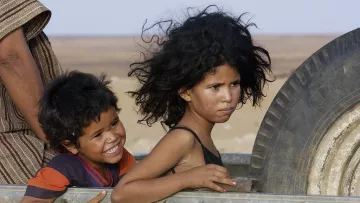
[231,81,240,87]
[211,85,220,90]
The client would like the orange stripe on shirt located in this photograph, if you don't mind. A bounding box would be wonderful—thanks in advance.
[119,148,136,176]
[28,167,70,191]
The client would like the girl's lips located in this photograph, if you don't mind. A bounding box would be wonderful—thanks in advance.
[218,107,235,115]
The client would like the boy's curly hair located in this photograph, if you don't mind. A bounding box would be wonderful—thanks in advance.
[128,5,273,128]
[38,71,119,153]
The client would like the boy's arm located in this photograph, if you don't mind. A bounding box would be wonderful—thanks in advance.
[21,191,107,203]
[111,131,234,203]
[20,155,108,203]
[20,196,55,203]
[20,156,71,202]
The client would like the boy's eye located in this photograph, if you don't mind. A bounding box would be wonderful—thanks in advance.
[111,120,120,128]
[94,132,102,138]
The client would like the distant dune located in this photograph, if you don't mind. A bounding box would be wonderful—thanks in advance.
[47,35,340,153]
[49,35,338,78]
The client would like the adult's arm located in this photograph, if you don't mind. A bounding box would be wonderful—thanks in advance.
[0,28,47,143]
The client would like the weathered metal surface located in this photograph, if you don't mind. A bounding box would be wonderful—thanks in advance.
[308,104,360,196]
[2,185,360,203]
[4,153,358,202]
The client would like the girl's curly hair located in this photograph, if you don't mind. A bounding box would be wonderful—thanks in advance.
[128,5,273,128]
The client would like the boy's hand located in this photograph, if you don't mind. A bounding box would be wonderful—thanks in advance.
[88,190,107,203]
[183,164,236,192]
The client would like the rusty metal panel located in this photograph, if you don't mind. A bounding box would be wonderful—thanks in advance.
[1,185,360,203]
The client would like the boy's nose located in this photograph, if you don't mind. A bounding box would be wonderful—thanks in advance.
[104,131,118,143]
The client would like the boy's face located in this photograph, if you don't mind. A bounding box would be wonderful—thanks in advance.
[67,107,126,168]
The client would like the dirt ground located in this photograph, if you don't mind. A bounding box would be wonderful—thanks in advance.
[48,34,339,153]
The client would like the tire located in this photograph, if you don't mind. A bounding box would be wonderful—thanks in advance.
[249,28,360,195]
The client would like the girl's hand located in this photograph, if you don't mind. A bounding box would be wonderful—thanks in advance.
[183,164,236,192]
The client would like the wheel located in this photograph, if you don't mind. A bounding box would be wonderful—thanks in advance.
[249,28,360,196]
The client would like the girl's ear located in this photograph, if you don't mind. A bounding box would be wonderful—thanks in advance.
[178,88,191,102]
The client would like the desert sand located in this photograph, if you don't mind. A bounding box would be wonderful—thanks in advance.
[48,35,339,153]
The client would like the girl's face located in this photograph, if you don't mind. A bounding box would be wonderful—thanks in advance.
[182,63,241,123]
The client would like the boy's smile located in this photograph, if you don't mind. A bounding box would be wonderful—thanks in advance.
[103,140,123,157]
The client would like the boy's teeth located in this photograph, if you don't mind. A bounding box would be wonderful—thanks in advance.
[106,145,118,154]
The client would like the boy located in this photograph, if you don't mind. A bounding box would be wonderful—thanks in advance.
[21,71,136,203]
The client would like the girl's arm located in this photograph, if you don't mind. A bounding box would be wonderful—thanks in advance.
[111,131,235,203]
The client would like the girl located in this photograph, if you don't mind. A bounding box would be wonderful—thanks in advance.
[112,5,272,203]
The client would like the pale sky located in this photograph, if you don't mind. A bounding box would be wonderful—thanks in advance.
[40,0,360,36]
